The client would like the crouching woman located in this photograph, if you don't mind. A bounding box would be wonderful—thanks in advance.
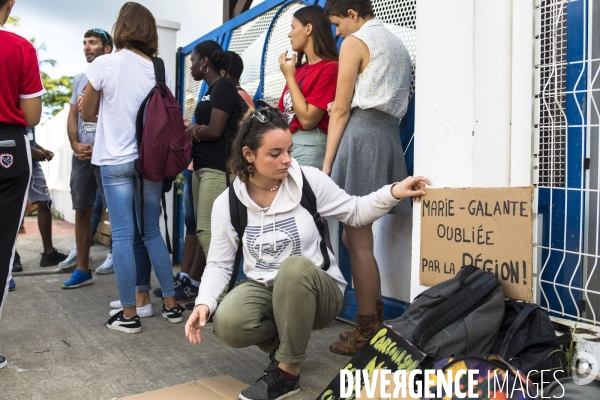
[184,108,429,400]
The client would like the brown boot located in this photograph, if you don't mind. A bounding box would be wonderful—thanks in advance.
[338,301,384,341]
[330,312,380,355]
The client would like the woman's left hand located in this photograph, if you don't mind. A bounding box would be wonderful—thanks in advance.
[391,175,432,202]
[279,50,296,79]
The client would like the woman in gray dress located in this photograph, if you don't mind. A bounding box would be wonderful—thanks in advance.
[323,0,413,355]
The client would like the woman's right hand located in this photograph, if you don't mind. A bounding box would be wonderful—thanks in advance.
[186,123,205,142]
[185,304,210,344]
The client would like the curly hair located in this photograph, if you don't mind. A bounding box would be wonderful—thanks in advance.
[228,109,290,183]
[193,40,229,71]
[324,0,375,19]
[112,2,159,58]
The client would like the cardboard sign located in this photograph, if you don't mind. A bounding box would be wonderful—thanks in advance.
[420,187,533,301]
[116,375,248,400]
[318,325,426,400]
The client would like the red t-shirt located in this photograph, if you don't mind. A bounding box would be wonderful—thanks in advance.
[278,60,338,133]
[0,29,45,126]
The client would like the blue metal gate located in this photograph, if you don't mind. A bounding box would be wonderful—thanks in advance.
[536,0,600,326]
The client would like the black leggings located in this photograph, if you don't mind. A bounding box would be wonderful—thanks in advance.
[0,124,31,320]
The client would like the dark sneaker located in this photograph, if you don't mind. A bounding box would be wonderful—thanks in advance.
[0,354,6,369]
[239,369,300,400]
[105,310,142,334]
[174,276,199,302]
[162,304,185,323]
[8,279,15,292]
[153,274,182,297]
[264,350,279,374]
[12,252,22,272]
[40,248,68,267]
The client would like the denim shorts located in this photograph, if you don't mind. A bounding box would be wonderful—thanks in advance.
[70,156,103,211]
[291,128,327,169]
[28,164,52,204]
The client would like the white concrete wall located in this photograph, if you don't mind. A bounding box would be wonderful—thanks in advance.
[157,20,181,249]
[410,0,516,300]
[35,106,75,224]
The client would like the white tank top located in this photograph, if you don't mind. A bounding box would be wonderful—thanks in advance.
[350,19,412,119]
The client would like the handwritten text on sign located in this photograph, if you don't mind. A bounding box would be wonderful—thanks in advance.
[420,187,533,301]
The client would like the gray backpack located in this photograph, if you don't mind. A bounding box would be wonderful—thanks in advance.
[388,266,505,365]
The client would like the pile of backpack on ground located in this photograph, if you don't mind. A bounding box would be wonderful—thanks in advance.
[380,265,599,399]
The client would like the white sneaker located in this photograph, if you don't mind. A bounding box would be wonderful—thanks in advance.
[109,300,122,309]
[58,246,78,270]
[95,252,114,275]
[109,303,154,318]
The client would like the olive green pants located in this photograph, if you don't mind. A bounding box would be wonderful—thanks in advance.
[192,168,233,257]
[213,256,344,364]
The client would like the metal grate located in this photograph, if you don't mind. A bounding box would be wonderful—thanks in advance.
[180,6,279,120]
[262,2,306,105]
[182,53,199,121]
[372,0,417,98]
[537,0,568,188]
[229,6,279,98]
[537,0,600,327]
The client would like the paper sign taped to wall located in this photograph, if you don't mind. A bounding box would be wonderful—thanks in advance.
[420,187,534,301]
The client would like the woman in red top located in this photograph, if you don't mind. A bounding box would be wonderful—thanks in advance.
[277,5,338,169]
[0,0,44,369]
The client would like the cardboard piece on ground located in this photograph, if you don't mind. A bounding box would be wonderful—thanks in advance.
[117,375,248,400]
[420,187,533,301]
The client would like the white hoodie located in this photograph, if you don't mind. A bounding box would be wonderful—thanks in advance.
[195,159,403,316]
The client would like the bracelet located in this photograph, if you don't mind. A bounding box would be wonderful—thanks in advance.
[390,183,403,200]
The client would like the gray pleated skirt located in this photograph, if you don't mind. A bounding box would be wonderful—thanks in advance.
[331,108,411,215]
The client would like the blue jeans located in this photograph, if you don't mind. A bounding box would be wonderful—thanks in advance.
[184,169,196,236]
[100,161,175,307]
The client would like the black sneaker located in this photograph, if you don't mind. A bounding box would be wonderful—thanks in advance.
[264,350,279,374]
[40,249,68,267]
[153,274,182,297]
[162,304,185,323]
[0,354,6,369]
[239,369,300,400]
[105,310,142,334]
[12,252,22,272]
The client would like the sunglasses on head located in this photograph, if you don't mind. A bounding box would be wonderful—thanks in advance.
[92,28,111,44]
[242,108,286,137]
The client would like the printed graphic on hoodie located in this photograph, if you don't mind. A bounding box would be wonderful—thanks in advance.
[246,217,302,269]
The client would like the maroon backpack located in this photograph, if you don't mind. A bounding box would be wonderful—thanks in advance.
[135,58,191,251]
[135,57,191,182]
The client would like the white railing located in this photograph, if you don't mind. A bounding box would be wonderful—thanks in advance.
[535,0,600,326]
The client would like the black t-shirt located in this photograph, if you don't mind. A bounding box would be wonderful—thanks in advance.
[193,78,246,172]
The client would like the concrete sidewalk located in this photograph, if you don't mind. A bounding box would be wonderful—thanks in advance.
[1,217,352,399]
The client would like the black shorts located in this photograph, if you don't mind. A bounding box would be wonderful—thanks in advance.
[70,155,104,211]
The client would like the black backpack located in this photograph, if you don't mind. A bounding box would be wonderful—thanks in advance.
[227,170,330,292]
[491,301,572,382]
[388,266,505,366]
